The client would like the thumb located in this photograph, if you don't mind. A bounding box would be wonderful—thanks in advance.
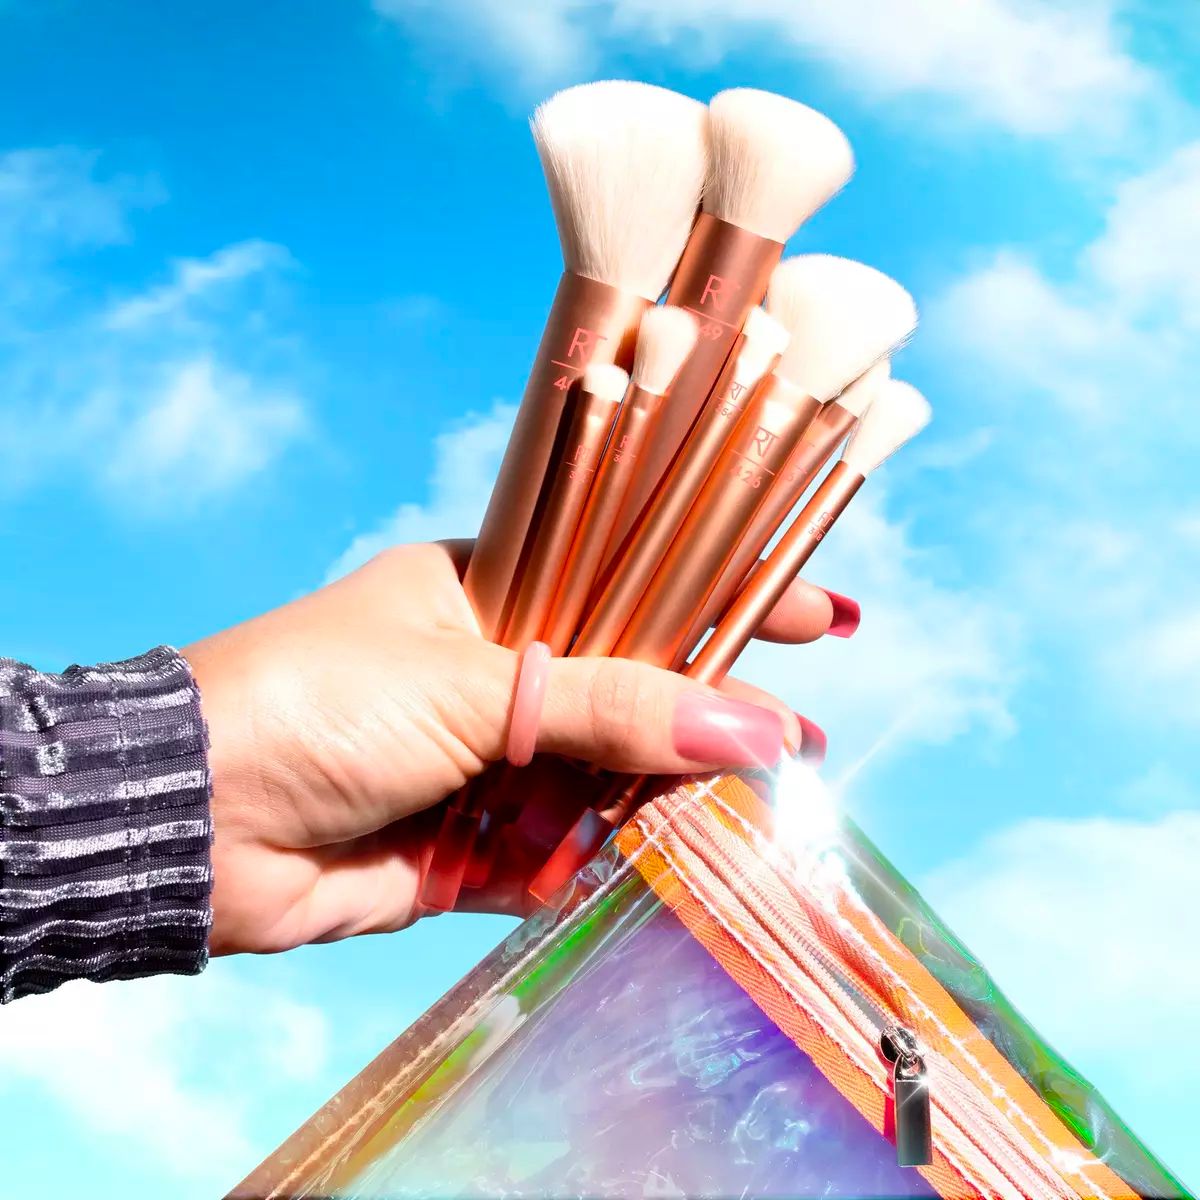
[534,655,786,776]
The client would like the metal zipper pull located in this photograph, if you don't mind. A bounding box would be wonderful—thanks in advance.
[881,1026,932,1167]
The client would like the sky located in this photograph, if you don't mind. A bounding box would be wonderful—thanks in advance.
[0,0,1198,1194]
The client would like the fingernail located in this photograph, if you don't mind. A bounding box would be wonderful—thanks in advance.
[672,693,785,768]
[821,588,861,638]
[793,713,828,767]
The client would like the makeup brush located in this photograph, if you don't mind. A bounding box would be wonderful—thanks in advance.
[571,303,789,659]
[676,360,891,663]
[692,379,933,674]
[463,81,708,641]
[616,90,854,538]
[575,255,916,664]
[421,367,630,912]
[541,306,700,655]
[499,362,630,651]
[527,380,932,904]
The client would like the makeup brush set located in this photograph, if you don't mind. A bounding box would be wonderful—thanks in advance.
[419,81,931,914]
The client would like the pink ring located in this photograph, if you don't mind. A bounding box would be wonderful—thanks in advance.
[505,641,552,768]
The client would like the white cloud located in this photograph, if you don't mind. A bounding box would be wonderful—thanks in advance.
[327,400,515,579]
[0,146,309,512]
[102,357,307,506]
[0,965,329,1187]
[930,140,1200,727]
[921,809,1200,1127]
[0,147,160,264]
[105,239,294,331]
[376,0,1154,136]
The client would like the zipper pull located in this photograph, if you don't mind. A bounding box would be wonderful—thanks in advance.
[881,1026,932,1167]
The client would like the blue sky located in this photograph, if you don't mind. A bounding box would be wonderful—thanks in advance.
[1,1,1198,1195]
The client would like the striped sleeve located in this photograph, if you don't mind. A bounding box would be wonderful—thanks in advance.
[0,646,213,1002]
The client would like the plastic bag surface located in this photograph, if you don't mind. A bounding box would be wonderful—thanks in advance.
[230,770,1188,1200]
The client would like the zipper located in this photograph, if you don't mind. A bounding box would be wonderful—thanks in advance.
[629,787,1120,1200]
[880,1025,933,1168]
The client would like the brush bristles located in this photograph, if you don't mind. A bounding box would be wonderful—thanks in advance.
[835,360,890,419]
[732,306,791,387]
[704,89,854,243]
[767,255,917,401]
[533,81,708,300]
[581,362,630,404]
[632,305,700,395]
[842,380,931,474]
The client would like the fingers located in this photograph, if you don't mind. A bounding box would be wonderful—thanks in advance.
[425,538,861,646]
[715,676,803,754]
[437,537,475,578]
[536,656,786,776]
[742,574,861,644]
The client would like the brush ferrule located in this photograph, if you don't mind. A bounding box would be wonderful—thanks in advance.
[618,215,785,536]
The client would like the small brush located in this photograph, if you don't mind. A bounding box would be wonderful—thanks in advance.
[576,255,916,664]
[570,297,794,661]
[463,81,708,642]
[617,90,854,536]
[692,380,933,673]
[421,363,629,913]
[542,306,699,655]
[677,360,890,661]
[527,380,932,904]
[499,362,630,651]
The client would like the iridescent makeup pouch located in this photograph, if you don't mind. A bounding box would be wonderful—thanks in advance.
[229,771,1187,1200]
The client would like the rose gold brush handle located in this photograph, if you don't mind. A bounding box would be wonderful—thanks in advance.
[540,384,663,655]
[611,377,821,668]
[673,400,859,664]
[572,364,774,659]
[617,215,783,545]
[421,380,622,912]
[690,460,864,677]
[498,381,623,651]
[464,273,648,640]
[526,461,865,905]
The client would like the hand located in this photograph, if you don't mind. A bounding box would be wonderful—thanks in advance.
[185,541,849,955]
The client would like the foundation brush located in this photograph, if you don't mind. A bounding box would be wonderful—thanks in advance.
[463,81,708,642]
[614,89,855,547]
[527,380,932,904]
[577,255,917,665]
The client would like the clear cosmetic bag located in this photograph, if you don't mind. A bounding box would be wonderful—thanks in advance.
[229,770,1187,1199]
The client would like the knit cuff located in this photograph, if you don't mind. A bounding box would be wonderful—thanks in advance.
[0,647,213,1002]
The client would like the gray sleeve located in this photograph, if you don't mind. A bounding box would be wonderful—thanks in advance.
[0,646,213,1001]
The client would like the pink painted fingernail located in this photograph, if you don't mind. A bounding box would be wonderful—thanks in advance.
[672,693,785,768]
[794,714,828,766]
[821,588,861,638]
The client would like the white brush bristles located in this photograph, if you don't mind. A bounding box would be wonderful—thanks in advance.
[632,306,700,395]
[581,362,630,404]
[532,82,708,300]
[732,307,790,388]
[766,255,917,401]
[842,380,931,475]
[835,360,890,419]
[704,90,854,242]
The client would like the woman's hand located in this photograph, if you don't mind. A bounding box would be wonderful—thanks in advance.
[185,541,850,955]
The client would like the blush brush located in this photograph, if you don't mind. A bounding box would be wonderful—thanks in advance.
[576,256,916,664]
[616,91,855,544]
[463,81,708,642]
